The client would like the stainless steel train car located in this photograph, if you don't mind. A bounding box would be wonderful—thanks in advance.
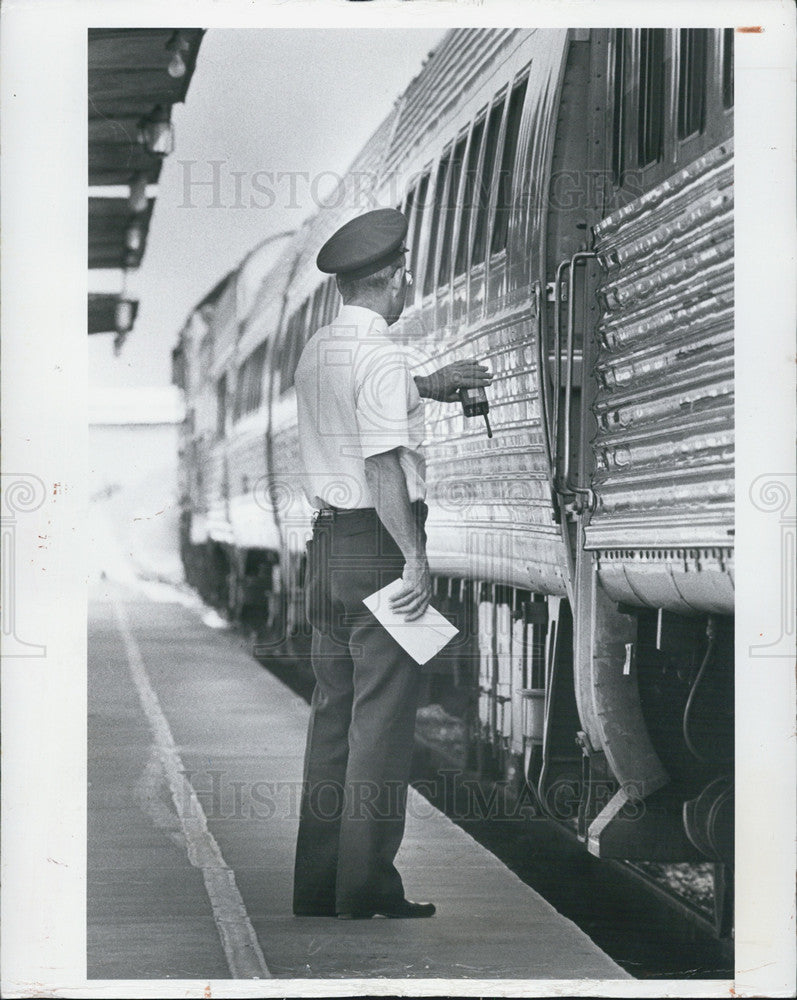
[172,28,735,933]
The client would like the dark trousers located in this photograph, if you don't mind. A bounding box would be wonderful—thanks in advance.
[292,503,427,915]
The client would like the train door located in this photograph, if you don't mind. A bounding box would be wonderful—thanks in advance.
[540,29,677,854]
[537,27,607,827]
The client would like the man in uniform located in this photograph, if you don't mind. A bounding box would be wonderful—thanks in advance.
[292,208,492,919]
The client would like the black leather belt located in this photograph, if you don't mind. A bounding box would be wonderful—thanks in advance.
[313,505,375,523]
[312,500,426,525]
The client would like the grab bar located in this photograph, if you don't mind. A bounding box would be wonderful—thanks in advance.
[551,258,570,457]
[558,250,597,508]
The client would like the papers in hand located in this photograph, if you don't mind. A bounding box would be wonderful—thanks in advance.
[362,578,459,666]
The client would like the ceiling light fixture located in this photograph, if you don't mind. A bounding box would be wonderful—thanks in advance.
[128,174,149,213]
[138,105,174,157]
[166,31,190,79]
[125,224,143,253]
[114,298,136,335]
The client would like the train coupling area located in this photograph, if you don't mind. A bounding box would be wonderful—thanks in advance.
[89,579,630,982]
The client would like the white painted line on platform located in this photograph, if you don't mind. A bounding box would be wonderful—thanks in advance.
[112,597,271,980]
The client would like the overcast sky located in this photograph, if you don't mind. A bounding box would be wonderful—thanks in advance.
[89,28,447,390]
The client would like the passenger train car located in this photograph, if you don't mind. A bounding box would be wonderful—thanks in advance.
[173,29,734,933]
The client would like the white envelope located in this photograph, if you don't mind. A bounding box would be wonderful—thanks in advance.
[362,578,459,666]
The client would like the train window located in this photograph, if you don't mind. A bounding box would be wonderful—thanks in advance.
[403,181,418,273]
[280,297,312,394]
[721,28,734,109]
[171,342,184,390]
[249,342,267,413]
[233,362,246,421]
[403,186,416,234]
[318,280,329,327]
[288,311,300,392]
[491,76,528,255]
[612,31,629,183]
[472,98,504,265]
[438,133,467,285]
[236,358,251,421]
[423,151,450,297]
[408,172,430,284]
[319,283,328,325]
[637,29,666,166]
[279,312,296,395]
[320,276,333,326]
[216,372,227,437]
[454,117,485,277]
[296,298,309,361]
[276,323,288,395]
[320,279,330,326]
[309,284,323,334]
[199,333,213,372]
[318,283,329,327]
[326,277,340,323]
[677,29,709,139]
[234,341,268,420]
[306,290,316,338]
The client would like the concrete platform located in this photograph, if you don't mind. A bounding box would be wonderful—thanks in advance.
[88,579,631,981]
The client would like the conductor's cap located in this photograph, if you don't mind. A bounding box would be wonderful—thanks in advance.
[316,208,408,280]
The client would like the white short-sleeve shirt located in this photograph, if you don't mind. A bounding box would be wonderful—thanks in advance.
[294,304,426,509]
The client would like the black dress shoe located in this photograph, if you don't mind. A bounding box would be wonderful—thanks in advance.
[338,899,436,920]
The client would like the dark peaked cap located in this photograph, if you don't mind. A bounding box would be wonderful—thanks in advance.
[316,208,408,279]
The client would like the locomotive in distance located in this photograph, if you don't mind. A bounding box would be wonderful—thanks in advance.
[172,28,735,935]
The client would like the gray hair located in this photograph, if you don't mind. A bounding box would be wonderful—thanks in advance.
[336,251,405,303]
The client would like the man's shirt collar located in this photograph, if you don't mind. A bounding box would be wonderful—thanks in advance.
[333,304,389,339]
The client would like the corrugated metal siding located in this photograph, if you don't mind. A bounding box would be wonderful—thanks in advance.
[423,307,566,594]
[381,29,521,179]
[227,428,266,500]
[586,138,734,552]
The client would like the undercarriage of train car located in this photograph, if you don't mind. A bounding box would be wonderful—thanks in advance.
[409,572,734,937]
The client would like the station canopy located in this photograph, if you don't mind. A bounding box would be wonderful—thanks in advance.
[88,28,204,341]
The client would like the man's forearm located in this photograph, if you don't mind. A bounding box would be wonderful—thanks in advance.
[363,449,425,562]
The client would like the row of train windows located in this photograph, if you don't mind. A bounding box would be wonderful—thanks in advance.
[613,28,733,180]
[268,73,531,399]
[404,75,527,298]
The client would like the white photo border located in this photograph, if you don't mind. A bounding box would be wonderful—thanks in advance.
[1,0,795,996]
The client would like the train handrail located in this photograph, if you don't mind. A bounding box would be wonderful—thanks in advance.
[557,250,597,509]
[534,280,556,472]
[551,258,571,457]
